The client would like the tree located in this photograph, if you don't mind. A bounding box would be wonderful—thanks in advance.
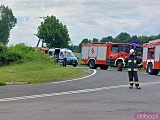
[155,34,160,39]
[137,35,150,44]
[130,35,138,43]
[67,44,80,53]
[0,43,8,66]
[80,38,91,44]
[113,32,131,43]
[100,36,113,42]
[36,15,71,48]
[78,38,91,53]
[92,38,99,43]
[0,5,17,45]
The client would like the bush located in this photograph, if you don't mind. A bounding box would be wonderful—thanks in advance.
[0,81,6,86]
[0,43,52,66]
[8,43,51,63]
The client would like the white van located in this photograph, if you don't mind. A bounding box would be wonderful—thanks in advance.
[48,48,78,67]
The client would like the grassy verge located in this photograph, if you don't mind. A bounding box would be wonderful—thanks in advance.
[1,50,147,86]
[0,61,84,84]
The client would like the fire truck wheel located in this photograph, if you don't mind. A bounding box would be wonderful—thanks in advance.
[89,60,97,69]
[100,65,108,70]
[147,63,159,75]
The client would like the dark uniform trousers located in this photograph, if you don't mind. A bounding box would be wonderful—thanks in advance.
[128,70,139,87]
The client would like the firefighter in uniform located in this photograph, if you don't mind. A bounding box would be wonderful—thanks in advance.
[123,49,141,89]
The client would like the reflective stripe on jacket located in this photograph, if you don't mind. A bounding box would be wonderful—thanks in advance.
[124,55,141,71]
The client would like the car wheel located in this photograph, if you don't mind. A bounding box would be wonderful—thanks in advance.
[73,64,77,67]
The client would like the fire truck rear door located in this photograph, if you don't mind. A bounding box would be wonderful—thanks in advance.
[97,46,106,60]
[81,46,89,59]
[142,47,148,62]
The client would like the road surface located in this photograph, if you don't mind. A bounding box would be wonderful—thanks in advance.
[0,69,160,120]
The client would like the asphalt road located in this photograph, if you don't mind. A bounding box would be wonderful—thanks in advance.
[0,68,160,120]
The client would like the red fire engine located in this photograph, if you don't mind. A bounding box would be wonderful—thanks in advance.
[36,47,49,54]
[81,42,142,71]
[35,39,49,54]
[142,39,160,75]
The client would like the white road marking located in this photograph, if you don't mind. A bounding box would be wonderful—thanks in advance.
[52,69,97,84]
[0,81,160,102]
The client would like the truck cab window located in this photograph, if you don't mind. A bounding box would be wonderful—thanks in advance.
[120,45,130,53]
[111,45,118,52]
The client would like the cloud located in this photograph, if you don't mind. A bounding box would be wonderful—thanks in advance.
[0,0,160,46]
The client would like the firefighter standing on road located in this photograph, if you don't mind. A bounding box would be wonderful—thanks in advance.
[123,49,141,89]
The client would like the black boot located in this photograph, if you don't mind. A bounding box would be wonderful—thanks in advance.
[136,86,141,89]
[135,82,141,89]
[129,82,134,89]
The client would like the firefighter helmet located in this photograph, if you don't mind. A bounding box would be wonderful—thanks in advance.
[130,49,135,54]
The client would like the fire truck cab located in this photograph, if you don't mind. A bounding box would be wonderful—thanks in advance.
[81,42,142,70]
[142,39,160,75]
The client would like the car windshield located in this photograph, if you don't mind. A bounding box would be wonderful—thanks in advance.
[67,52,75,57]
[121,45,130,53]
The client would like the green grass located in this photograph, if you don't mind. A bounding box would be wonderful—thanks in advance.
[0,49,157,86]
[74,53,82,65]
[0,61,84,84]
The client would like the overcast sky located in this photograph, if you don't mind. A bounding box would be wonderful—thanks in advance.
[1,0,160,46]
